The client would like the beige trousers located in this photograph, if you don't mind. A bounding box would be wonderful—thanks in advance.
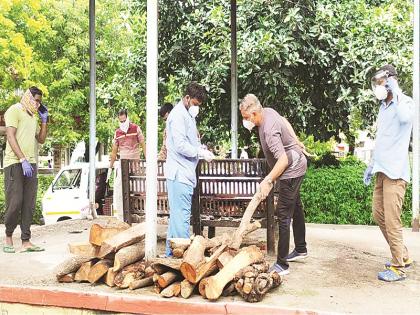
[372,172,409,268]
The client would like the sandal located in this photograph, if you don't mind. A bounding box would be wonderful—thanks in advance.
[20,245,45,253]
[378,266,406,282]
[3,245,15,253]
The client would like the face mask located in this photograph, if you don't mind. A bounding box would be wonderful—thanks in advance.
[374,85,388,100]
[242,119,255,131]
[188,105,199,118]
[119,117,130,133]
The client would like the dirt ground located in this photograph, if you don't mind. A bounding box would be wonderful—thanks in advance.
[1,219,420,315]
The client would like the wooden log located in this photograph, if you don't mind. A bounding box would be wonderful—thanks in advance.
[144,266,155,278]
[217,251,234,269]
[187,245,226,284]
[179,235,207,282]
[113,242,145,272]
[198,277,210,297]
[205,245,264,301]
[173,248,186,258]
[88,259,112,284]
[180,279,196,299]
[154,283,161,294]
[169,238,191,251]
[105,268,118,287]
[75,260,96,282]
[58,273,75,283]
[230,192,264,250]
[151,257,182,273]
[129,276,154,290]
[157,271,181,289]
[114,261,147,289]
[160,281,181,298]
[89,219,130,246]
[68,242,99,257]
[98,222,146,258]
[55,255,93,279]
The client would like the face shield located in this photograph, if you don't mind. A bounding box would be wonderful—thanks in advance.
[371,70,390,101]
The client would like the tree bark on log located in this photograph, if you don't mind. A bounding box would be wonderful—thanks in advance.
[157,271,182,289]
[205,245,264,301]
[98,222,146,258]
[75,260,96,282]
[235,271,282,302]
[55,255,93,279]
[57,273,75,283]
[68,242,99,257]
[180,279,196,299]
[160,281,181,298]
[114,261,147,289]
[151,257,182,273]
[89,219,130,246]
[230,192,264,250]
[88,259,112,284]
[113,242,145,272]
[129,276,154,290]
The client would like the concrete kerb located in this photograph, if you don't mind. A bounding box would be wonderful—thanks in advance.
[0,285,330,315]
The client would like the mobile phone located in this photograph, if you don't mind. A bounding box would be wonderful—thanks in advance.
[38,103,48,114]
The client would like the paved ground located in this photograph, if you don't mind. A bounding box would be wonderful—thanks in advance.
[1,219,420,314]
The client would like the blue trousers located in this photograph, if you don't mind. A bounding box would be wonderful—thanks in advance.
[165,178,193,256]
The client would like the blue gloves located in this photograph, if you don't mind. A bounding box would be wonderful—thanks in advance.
[21,160,34,177]
[39,108,48,123]
[363,165,373,186]
[386,77,399,96]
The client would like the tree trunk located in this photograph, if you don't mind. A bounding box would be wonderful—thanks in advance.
[88,259,113,284]
[187,245,226,284]
[89,219,130,246]
[160,282,181,298]
[156,271,182,289]
[129,276,154,290]
[205,245,263,301]
[98,222,146,258]
[75,260,96,282]
[151,257,182,273]
[55,255,93,279]
[57,273,75,283]
[113,242,145,272]
[68,242,99,257]
[179,235,207,282]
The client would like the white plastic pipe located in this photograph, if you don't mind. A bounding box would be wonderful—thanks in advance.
[145,0,158,258]
[412,0,419,231]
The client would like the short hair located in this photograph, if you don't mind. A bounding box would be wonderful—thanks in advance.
[118,108,128,117]
[29,86,43,97]
[378,64,397,77]
[239,94,263,113]
[184,82,207,103]
[159,102,173,117]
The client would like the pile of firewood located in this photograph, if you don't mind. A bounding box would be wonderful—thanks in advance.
[55,192,282,302]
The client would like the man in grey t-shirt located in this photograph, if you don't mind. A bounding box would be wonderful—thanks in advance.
[240,94,308,275]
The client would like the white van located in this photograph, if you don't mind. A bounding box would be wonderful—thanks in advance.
[41,162,114,225]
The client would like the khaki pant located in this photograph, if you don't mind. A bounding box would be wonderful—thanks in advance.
[372,172,409,268]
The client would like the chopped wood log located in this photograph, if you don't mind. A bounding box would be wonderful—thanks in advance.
[68,242,99,257]
[89,219,130,246]
[169,238,191,251]
[129,276,154,290]
[180,279,196,299]
[180,235,210,283]
[173,248,186,258]
[217,251,234,269]
[151,257,182,274]
[98,222,146,258]
[88,259,112,284]
[236,272,282,303]
[186,245,226,284]
[222,281,236,296]
[160,281,181,298]
[105,268,118,287]
[113,242,145,272]
[58,273,75,283]
[205,245,264,301]
[114,261,147,289]
[157,271,182,289]
[144,266,155,278]
[198,277,210,297]
[75,260,96,282]
[55,255,93,279]
[230,192,264,250]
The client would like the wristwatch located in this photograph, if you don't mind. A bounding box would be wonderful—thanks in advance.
[19,157,26,163]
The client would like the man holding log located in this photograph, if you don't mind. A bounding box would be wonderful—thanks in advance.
[240,94,308,275]
[164,82,214,257]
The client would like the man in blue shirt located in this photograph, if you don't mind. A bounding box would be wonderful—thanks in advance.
[164,82,214,256]
[364,64,414,282]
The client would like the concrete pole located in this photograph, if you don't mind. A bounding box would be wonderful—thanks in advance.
[230,0,238,158]
[88,0,97,219]
[145,0,158,258]
[412,0,419,232]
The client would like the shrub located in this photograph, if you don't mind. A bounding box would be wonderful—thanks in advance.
[301,158,413,227]
[0,173,54,225]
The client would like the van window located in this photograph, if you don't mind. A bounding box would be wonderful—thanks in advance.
[53,169,82,190]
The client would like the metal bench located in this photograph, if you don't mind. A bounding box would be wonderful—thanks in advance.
[121,159,275,254]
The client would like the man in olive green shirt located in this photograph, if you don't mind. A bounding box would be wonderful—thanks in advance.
[3,86,48,253]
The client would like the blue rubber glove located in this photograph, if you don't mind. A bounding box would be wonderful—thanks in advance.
[386,77,399,97]
[21,160,34,177]
[363,165,373,186]
[39,108,48,123]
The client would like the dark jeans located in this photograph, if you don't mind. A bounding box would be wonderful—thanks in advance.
[4,163,38,241]
[276,175,307,269]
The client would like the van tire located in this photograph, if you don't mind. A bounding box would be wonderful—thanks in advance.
[57,216,71,222]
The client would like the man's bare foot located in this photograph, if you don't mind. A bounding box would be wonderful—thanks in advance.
[21,240,34,249]
[5,236,13,247]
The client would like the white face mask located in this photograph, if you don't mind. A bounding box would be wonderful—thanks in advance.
[242,119,255,131]
[188,105,199,118]
[119,117,130,133]
[374,85,388,100]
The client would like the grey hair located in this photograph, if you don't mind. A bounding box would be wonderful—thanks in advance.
[239,94,263,113]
